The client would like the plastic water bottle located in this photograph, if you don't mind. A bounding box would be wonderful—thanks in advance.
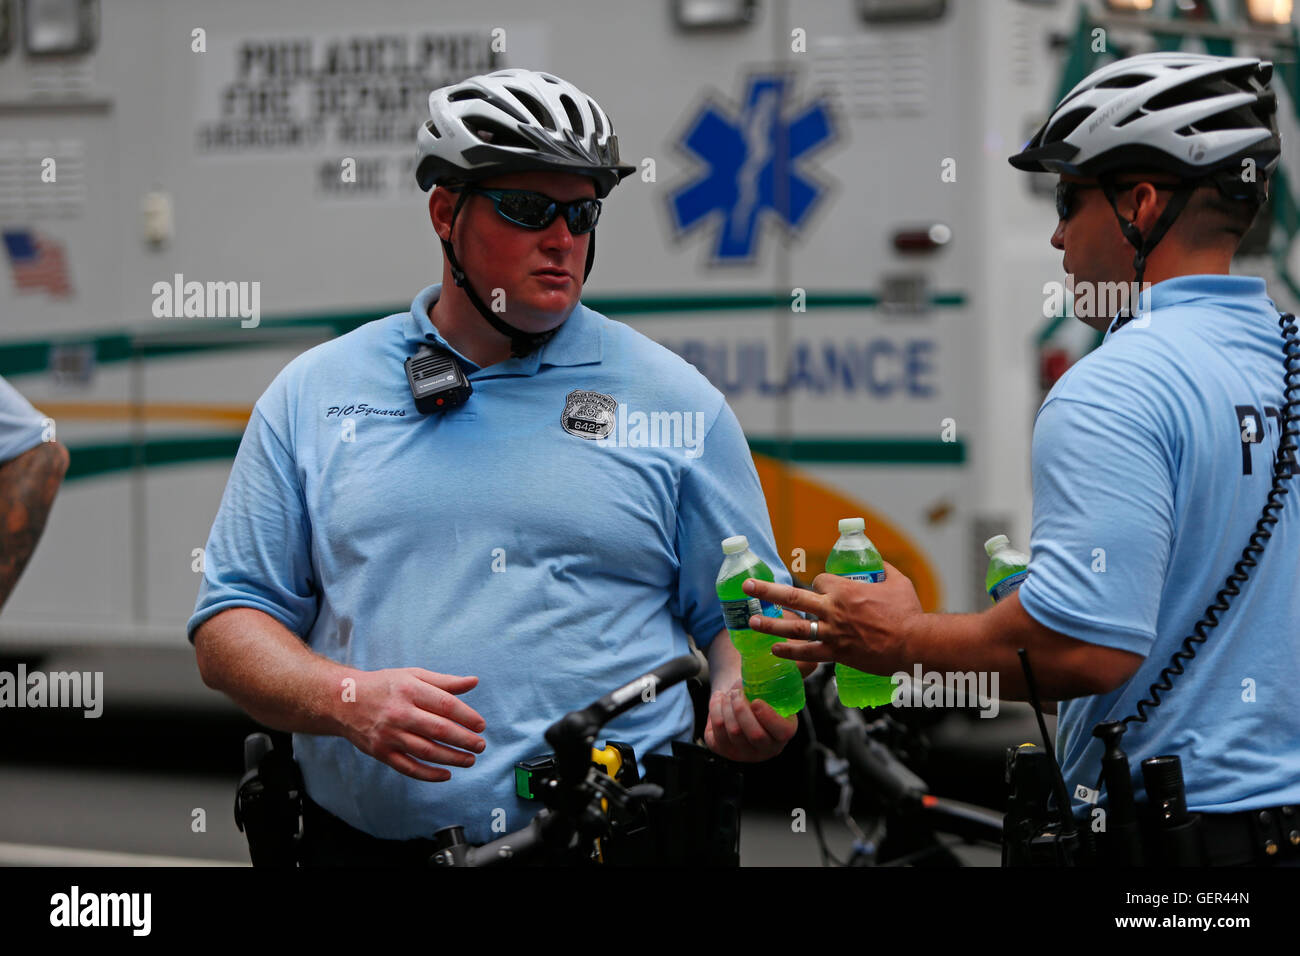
[825,517,895,708]
[715,535,806,717]
[985,535,1030,603]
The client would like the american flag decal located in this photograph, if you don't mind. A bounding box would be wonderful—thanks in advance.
[3,229,73,298]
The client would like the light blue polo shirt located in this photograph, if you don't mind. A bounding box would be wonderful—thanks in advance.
[0,375,48,463]
[1019,274,1300,815]
[188,283,790,843]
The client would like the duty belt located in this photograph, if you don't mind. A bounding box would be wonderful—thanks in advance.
[1196,805,1300,867]
[1079,803,1300,866]
[299,792,452,868]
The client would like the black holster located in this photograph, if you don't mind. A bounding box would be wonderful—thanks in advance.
[601,741,744,866]
[234,731,303,867]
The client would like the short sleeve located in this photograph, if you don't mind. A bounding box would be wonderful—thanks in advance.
[187,403,319,643]
[671,400,791,646]
[0,375,48,464]
[1017,396,1174,656]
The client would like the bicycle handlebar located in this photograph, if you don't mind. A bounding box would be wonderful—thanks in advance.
[836,707,930,806]
[805,664,1004,863]
[545,654,703,785]
[431,653,704,867]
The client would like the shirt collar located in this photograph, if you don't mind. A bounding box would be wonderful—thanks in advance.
[1104,274,1273,341]
[402,283,603,375]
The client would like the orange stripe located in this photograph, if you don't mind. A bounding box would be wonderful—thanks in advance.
[753,454,943,613]
[34,402,252,426]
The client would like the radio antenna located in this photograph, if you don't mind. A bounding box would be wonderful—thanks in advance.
[1017,648,1077,844]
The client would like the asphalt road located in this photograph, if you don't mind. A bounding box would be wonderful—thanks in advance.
[0,762,999,866]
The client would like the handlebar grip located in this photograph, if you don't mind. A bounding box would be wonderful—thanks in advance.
[545,654,703,756]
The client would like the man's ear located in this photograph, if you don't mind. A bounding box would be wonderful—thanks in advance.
[428,188,451,240]
[1131,183,1167,232]
[428,191,441,237]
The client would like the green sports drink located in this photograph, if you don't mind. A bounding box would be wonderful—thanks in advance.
[985,534,1030,603]
[715,535,806,717]
[825,517,894,708]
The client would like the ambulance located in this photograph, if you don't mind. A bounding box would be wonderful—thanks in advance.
[1,0,1296,672]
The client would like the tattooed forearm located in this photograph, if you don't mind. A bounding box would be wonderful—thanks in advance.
[0,441,70,611]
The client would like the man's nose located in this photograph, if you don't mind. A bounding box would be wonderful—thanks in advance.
[539,215,575,252]
[1050,219,1066,250]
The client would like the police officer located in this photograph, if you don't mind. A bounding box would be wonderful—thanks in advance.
[190,69,806,865]
[743,52,1300,866]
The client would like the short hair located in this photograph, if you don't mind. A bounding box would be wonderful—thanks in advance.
[1178,182,1265,245]
[1105,167,1266,250]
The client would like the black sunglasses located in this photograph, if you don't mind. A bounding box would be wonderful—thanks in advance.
[462,187,602,235]
[1055,180,1180,221]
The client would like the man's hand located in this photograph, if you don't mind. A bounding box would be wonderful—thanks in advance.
[742,561,924,676]
[337,667,487,782]
[703,627,814,762]
[703,680,799,762]
[742,567,1143,701]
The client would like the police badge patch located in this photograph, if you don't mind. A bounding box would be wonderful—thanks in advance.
[561,389,617,440]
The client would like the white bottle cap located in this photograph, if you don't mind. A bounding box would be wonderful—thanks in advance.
[721,535,749,554]
[838,517,865,533]
[984,534,1009,556]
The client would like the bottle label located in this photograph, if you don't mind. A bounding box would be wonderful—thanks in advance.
[720,597,783,630]
[721,598,761,631]
[988,569,1029,602]
[836,571,885,583]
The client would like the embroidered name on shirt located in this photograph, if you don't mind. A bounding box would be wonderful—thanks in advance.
[325,403,407,418]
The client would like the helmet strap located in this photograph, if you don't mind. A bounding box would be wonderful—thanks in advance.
[441,189,560,359]
[1100,177,1196,333]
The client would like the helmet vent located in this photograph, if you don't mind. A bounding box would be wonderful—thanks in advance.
[464,117,532,149]
[1182,110,1244,134]
[589,101,604,138]
[1146,84,1210,112]
[509,88,556,131]
[559,94,585,137]
[1115,109,1144,128]
[448,89,488,103]
[1045,107,1093,144]
[425,119,441,139]
[1096,75,1146,89]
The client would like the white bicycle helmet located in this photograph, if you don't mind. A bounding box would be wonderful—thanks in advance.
[1011,53,1280,332]
[415,69,634,197]
[1010,52,1280,188]
[414,69,634,358]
